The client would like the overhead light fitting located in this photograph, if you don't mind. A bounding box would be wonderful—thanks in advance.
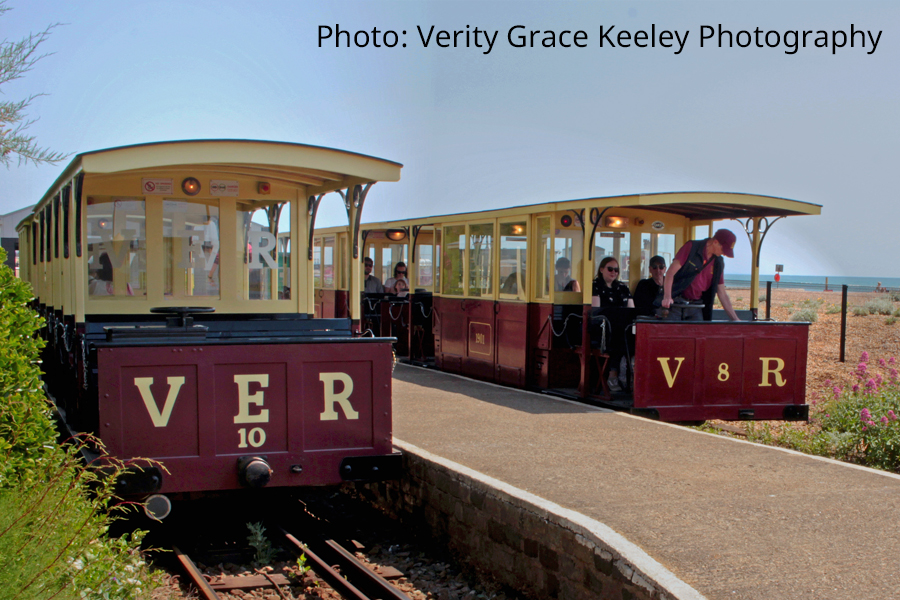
[386,229,406,241]
[605,216,629,229]
[182,177,201,196]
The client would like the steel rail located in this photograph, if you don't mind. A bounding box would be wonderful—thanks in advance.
[173,546,220,600]
[281,529,373,600]
[324,538,412,600]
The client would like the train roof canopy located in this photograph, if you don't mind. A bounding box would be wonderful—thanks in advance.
[31,139,403,214]
[362,191,820,228]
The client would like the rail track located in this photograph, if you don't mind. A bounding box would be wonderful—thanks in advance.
[170,524,412,600]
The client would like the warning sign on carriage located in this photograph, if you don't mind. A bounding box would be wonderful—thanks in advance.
[142,178,174,195]
[210,180,240,196]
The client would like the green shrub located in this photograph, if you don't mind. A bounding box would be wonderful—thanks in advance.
[893,307,900,318]
[789,307,818,322]
[852,306,869,317]
[743,353,900,473]
[0,248,157,598]
[825,304,842,315]
[887,317,898,326]
[864,297,895,315]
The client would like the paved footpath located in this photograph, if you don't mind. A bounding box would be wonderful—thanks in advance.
[391,364,900,600]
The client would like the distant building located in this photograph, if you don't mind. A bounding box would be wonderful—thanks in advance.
[0,206,35,275]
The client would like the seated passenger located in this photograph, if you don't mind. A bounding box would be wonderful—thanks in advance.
[363,258,384,294]
[501,271,520,295]
[384,262,410,295]
[591,257,633,392]
[633,255,666,313]
[88,253,134,297]
[554,257,581,292]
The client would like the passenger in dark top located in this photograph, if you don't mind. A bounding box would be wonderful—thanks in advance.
[633,255,666,312]
[591,257,634,309]
[591,257,633,392]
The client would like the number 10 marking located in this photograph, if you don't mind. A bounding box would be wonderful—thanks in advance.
[238,427,266,448]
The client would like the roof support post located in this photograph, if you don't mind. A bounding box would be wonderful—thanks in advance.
[735,216,783,314]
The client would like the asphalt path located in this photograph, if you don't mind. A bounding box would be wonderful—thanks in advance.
[392,364,900,600]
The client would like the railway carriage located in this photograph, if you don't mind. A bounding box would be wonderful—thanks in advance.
[347,192,820,422]
[16,140,402,517]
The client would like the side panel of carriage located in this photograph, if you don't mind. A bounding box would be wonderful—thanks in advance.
[97,339,395,493]
[633,321,809,421]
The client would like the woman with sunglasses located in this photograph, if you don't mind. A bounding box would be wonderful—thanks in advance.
[384,261,410,295]
[633,255,666,313]
[591,257,634,392]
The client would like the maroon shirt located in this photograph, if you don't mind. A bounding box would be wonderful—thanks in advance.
[673,241,723,300]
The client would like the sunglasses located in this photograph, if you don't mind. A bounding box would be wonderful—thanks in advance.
[396,270,407,275]
[651,264,666,270]
[606,266,619,273]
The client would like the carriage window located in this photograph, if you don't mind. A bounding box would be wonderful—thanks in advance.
[467,223,493,298]
[441,225,465,296]
[534,216,552,301]
[322,235,336,290]
[237,199,290,300]
[380,243,407,285]
[86,197,146,297]
[594,231,631,286]
[554,227,583,298]
[640,233,676,279]
[313,237,322,288]
[433,229,441,292]
[163,200,220,298]
[416,237,434,288]
[499,222,527,301]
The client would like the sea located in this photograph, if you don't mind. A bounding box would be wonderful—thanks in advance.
[725,275,899,292]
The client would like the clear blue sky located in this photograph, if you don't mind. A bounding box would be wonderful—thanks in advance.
[2,1,897,277]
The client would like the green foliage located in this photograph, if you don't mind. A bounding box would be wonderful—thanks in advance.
[246,522,277,565]
[742,354,900,474]
[295,552,311,577]
[789,307,818,323]
[825,304,842,315]
[0,445,154,599]
[781,302,794,309]
[852,306,869,317]
[864,297,895,316]
[0,247,52,487]
[0,248,157,598]
[887,317,898,326]
[892,307,900,318]
[0,1,69,166]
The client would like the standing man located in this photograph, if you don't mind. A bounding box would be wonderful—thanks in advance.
[363,257,384,293]
[661,229,741,321]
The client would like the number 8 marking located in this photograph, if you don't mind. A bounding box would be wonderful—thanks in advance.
[718,363,730,382]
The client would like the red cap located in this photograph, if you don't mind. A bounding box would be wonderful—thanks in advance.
[713,229,736,258]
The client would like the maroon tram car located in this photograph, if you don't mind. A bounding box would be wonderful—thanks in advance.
[357,192,820,422]
[16,140,403,517]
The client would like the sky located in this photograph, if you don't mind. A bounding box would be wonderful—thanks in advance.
[2,0,898,277]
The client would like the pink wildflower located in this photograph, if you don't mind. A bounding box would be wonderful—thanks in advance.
[863,425,868,431]
[879,358,887,367]
[889,410,897,421]
[852,384,860,392]
[882,416,889,424]
[857,362,868,375]
[892,368,899,381]
[861,351,870,363]
[866,378,877,390]
[861,408,872,421]
[825,379,832,386]
[890,357,897,365]
[876,374,884,386]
